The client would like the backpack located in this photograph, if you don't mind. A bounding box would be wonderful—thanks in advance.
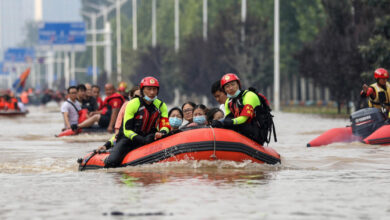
[247,87,277,145]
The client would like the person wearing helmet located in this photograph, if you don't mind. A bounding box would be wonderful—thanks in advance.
[361,68,390,115]
[211,73,263,144]
[104,76,170,168]
[118,81,129,101]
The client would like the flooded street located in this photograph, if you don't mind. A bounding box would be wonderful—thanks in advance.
[1,105,390,220]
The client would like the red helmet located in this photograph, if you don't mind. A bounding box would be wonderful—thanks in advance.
[140,76,160,90]
[220,73,241,88]
[118,81,127,92]
[374,68,389,79]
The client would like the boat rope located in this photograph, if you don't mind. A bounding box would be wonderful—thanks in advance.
[209,126,217,159]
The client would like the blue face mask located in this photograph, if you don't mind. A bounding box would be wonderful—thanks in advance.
[227,90,240,99]
[169,117,182,128]
[144,95,157,102]
[193,115,206,125]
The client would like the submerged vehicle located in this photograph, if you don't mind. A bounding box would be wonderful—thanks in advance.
[77,127,281,171]
[307,108,390,147]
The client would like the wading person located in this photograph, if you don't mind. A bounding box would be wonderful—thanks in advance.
[104,77,170,168]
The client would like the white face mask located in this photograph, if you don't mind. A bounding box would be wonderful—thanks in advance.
[227,90,240,98]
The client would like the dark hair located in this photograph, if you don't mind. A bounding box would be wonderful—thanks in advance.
[206,108,224,123]
[211,80,223,94]
[193,104,208,115]
[168,107,183,118]
[92,85,100,91]
[77,84,86,91]
[181,101,196,110]
[67,86,77,93]
[129,85,140,98]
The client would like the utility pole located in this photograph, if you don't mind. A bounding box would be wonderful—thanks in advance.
[152,0,157,47]
[105,22,112,82]
[273,0,280,111]
[174,0,179,52]
[203,0,207,41]
[116,0,123,82]
[241,0,247,43]
[91,13,97,84]
[132,0,138,51]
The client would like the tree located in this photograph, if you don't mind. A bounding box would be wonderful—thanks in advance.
[296,0,374,113]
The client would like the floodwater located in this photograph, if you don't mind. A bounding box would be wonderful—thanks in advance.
[1,104,390,220]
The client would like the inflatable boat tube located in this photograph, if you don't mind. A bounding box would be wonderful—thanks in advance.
[363,124,390,145]
[307,127,361,147]
[78,128,281,171]
[56,125,107,137]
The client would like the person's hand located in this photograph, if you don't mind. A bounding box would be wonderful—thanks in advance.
[107,126,113,133]
[211,120,223,128]
[154,132,164,140]
[362,84,368,93]
[97,145,107,151]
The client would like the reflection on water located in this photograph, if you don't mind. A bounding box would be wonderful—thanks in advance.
[118,166,270,187]
[1,107,390,219]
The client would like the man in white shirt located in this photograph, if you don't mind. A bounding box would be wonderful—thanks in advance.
[211,80,227,114]
[61,86,81,130]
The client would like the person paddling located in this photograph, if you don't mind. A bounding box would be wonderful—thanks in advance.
[104,76,170,168]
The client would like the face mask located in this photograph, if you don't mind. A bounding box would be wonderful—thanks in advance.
[169,117,183,128]
[193,115,206,125]
[144,95,157,102]
[227,90,240,99]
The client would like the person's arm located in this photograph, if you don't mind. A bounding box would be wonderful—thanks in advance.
[155,102,170,140]
[361,85,375,99]
[63,112,71,129]
[231,91,260,125]
[123,99,141,140]
[107,108,120,133]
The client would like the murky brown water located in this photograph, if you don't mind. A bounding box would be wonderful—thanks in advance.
[1,104,390,219]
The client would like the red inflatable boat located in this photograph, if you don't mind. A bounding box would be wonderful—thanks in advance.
[307,108,390,147]
[55,126,107,137]
[78,127,281,170]
[0,110,28,117]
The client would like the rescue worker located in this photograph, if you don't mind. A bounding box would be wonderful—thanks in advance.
[211,73,264,144]
[4,92,19,111]
[0,95,5,110]
[361,68,390,116]
[96,86,141,151]
[118,81,130,101]
[104,76,170,168]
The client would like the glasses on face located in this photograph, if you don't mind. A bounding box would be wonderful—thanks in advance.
[183,109,193,113]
